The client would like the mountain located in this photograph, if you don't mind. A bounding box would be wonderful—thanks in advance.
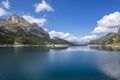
[0,14,72,46]
[0,14,49,38]
[89,33,115,45]
[51,37,73,45]
[0,14,50,45]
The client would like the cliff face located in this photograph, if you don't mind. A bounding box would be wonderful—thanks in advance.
[0,14,49,38]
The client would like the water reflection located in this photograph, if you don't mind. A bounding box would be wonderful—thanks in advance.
[0,47,49,80]
[89,46,120,80]
[89,45,120,52]
[0,46,120,80]
[98,53,120,80]
[66,46,95,52]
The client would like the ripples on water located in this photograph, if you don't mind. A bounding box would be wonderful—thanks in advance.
[0,46,120,80]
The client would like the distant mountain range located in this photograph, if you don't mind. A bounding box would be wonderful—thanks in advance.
[89,28,120,46]
[0,14,72,46]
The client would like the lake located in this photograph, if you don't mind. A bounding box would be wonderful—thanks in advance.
[0,46,120,80]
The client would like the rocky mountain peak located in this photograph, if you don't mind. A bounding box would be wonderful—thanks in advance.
[6,14,30,26]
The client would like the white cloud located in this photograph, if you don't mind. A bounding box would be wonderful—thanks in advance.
[0,7,8,16]
[2,0,10,9]
[92,12,120,33]
[34,0,54,13]
[22,15,47,26]
[80,35,97,43]
[49,31,97,44]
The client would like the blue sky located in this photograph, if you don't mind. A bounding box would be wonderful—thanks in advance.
[0,0,120,43]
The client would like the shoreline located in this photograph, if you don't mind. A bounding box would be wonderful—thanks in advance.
[0,44,43,47]
[88,44,120,48]
[0,44,70,48]
[46,44,70,48]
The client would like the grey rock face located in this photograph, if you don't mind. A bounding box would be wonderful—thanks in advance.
[6,14,30,26]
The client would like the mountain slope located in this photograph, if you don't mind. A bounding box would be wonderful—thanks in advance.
[89,33,115,45]
[106,28,120,46]
[51,37,73,45]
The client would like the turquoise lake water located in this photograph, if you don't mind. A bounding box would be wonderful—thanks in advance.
[0,46,120,80]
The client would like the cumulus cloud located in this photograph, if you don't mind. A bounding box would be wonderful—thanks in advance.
[2,0,10,9]
[49,31,97,44]
[22,15,47,26]
[0,7,8,16]
[34,0,54,13]
[92,12,120,33]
